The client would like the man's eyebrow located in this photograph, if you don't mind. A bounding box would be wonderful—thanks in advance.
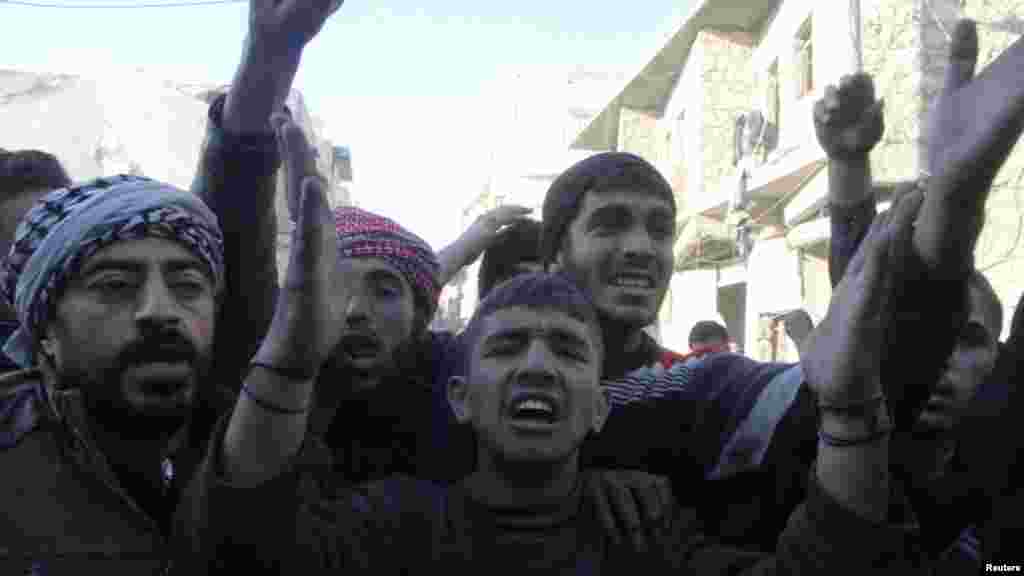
[587,204,629,220]
[81,257,207,277]
[164,258,208,273]
[367,268,405,285]
[482,327,530,344]
[79,259,144,276]
[548,327,590,350]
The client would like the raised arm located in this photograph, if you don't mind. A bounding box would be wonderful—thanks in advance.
[190,0,341,387]
[885,19,1024,431]
[222,117,343,486]
[813,73,883,288]
[436,204,532,287]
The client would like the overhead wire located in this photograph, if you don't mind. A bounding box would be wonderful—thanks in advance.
[0,0,242,7]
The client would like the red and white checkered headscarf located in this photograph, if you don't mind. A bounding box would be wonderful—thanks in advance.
[334,206,440,319]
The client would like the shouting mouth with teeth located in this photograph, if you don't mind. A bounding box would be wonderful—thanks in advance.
[506,394,562,433]
[600,269,663,324]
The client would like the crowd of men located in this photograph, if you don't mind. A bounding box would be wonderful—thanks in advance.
[1,1,1022,573]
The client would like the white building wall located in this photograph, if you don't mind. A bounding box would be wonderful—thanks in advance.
[744,237,804,358]
[660,269,720,353]
[682,39,706,205]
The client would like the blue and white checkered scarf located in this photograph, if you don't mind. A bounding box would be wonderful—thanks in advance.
[0,175,224,368]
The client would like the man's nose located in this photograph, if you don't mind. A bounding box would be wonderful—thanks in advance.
[621,226,656,260]
[345,290,371,329]
[135,276,181,327]
[515,339,558,387]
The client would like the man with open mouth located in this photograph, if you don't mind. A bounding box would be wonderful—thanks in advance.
[186,265,921,572]
[0,175,226,574]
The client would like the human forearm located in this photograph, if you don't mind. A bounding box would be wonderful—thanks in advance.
[437,229,484,287]
[192,95,283,385]
[223,365,315,487]
[816,403,891,522]
[828,155,873,207]
[223,38,302,135]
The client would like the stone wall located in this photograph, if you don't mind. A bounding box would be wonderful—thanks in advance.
[862,0,922,183]
[618,106,660,161]
[697,31,756,204]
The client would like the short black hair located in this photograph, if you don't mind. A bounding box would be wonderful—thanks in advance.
[0,150,71,200]
[688,320,729,348]
[478,219,542,300]
[968,270,1002,339]
[540,152,675,267]
[461,272,603,376]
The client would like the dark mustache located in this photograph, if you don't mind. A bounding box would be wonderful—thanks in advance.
[118,333,198,367]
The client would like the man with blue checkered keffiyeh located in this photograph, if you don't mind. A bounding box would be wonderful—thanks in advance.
[0,175,229,575]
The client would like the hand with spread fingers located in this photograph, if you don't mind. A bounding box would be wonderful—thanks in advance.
[814,73,884,162]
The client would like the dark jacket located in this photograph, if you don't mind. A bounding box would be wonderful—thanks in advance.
[180,417,921,575]
[0,92,270,575]
[0,370,197,575]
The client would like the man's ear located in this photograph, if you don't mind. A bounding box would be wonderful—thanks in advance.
[590,389,610,435]
[447,376,473,424]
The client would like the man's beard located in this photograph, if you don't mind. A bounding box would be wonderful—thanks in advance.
[62,332,212,440]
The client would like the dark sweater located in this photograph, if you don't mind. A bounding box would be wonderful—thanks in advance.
[180,421,920,575]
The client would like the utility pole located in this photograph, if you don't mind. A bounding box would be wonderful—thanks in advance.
[851,0,863,72]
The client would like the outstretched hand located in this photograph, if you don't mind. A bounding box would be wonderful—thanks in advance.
[916,19,1024,270]
[814,73,884,160]
[255,115,344,372]
[802,189,923,405]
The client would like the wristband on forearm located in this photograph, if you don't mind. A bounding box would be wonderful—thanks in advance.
[241,382,309,415]
[249,360,318,381]
[818,395,893,447]
[818,392,886,417]
[241,360,316,415]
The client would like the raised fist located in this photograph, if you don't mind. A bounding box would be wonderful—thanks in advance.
[814,73,885,160]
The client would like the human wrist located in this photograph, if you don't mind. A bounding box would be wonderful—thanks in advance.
[253,337,324,381]
[828,155,874,206]
[820,399,893,446]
